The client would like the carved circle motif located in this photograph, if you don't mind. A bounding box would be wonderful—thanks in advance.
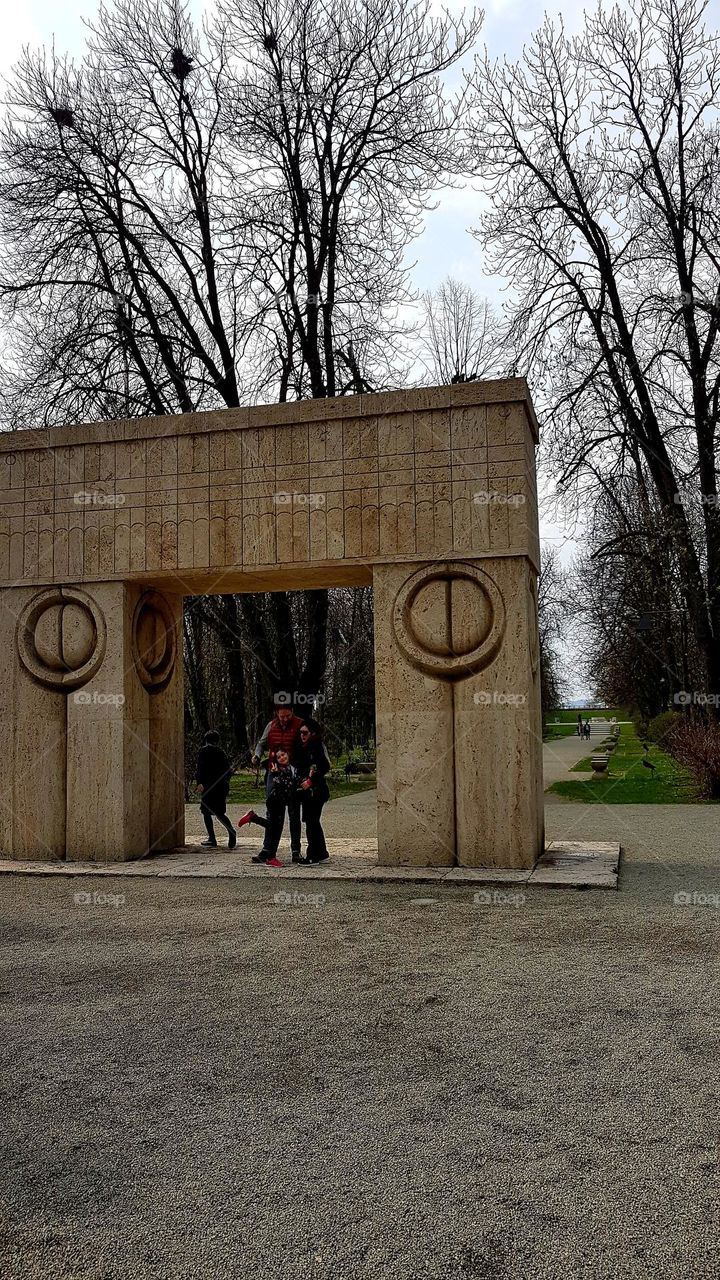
[132,590,176,690]
[17,588,106,690]
[392,562,505,680]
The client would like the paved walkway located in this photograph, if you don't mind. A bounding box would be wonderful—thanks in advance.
[163,787,720,880]
[541,719,611,786]
[4,723,714,886]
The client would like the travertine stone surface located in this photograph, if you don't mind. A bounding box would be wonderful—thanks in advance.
[374,563,457,868]
[0,380,541,866]
[1,581,183,862]
[374,557,542,869]
[0,380,539,594]
[453,557,544,869]
[0,587,67,860]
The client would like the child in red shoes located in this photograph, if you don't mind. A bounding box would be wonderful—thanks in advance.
[237,748,298,866]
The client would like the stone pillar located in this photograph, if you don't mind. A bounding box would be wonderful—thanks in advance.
[374,563,456,867]
[373,557,543,869]
[1,581,183,862]
[0,587,69,860]
[65,584,184,861]
[140,591,184,853]
[452,557,543,869]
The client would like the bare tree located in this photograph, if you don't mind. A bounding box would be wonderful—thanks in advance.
[222,0,482,399]
[0,0,481,420]
[0,1,244,423]
[0,0,483,744]
[469,0,720,702]
[537,547,570,719]
[418,276,509,384]
[568,478,699,718]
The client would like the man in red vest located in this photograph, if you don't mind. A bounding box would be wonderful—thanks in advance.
[251,702,305,860]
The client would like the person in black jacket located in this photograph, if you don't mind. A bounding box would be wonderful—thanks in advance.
[195,730,237,849]
[237,748,297,866]
[295,721,331,863]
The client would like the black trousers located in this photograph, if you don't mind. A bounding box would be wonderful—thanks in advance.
[200,789,234,842]
[251,796,301,855]
[301,794,328,860]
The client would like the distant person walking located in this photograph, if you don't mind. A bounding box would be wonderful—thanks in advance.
[195,730,236,849]
[295,720,331,864]
[583,719,591,740]
[251,702,305,861]
[577,713,583,737]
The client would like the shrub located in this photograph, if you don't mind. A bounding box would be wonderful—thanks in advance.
[647,710,681,747]
[665,713,720,800]
[631,708,648,739]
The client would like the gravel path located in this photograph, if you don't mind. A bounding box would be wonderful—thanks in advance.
[2,799,719,1279]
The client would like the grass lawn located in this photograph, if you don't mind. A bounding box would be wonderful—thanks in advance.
[543,723,579,741]
[189,770,376,806]
[549,721,706,804]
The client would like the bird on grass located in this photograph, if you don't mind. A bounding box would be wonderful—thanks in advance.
[640,741,657,777]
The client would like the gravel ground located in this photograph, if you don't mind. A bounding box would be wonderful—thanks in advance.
[2,808,719,1280]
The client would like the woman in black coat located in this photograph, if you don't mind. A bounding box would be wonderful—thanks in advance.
[295,722,331,863]
[195,729,237,849]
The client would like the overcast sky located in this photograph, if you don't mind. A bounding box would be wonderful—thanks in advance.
[4,1,717,700]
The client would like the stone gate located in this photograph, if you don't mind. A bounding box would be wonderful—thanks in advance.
[0,378,543,868]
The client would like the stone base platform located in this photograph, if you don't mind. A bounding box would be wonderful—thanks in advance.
[0,840,621,889]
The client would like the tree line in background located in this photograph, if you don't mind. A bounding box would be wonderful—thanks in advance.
[470,0,720,791]
[0,0,718,788]
[183,585,374,778]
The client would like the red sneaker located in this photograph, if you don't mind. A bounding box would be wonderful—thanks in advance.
[237,810,256,829]
[265,857,284,868]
